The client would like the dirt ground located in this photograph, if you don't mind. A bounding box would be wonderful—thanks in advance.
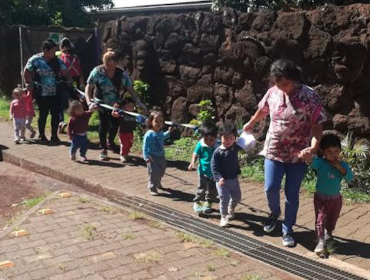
[0,162,81,230]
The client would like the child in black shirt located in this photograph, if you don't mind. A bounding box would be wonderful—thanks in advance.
[114,98,137,163]
[211,122,242,227]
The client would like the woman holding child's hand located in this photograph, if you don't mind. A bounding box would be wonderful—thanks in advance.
[243,59,326,247]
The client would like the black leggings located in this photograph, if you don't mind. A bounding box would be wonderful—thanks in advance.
[98,109,119,149]
[36,96,61,138]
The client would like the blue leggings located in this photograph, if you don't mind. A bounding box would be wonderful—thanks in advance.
[264,159,307,234]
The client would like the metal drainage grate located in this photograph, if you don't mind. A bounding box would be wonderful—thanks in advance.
[111,195,367,280]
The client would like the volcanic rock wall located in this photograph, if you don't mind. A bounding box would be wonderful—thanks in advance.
[101,4,370,138]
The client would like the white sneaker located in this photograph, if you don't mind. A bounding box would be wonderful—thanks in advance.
[120,155,127,163]
[227,207,235,220]
[14,138,20,144]
[220,216,229,227]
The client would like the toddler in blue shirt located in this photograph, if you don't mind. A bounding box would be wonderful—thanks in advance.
[143,110,174,196]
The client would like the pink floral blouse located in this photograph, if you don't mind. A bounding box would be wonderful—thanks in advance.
[259,84,326,163]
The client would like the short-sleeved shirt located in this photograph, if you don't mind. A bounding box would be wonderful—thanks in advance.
[119,113,137,133]
[25,53,67,97]
[310,157,353,196]
[86,65,132,106]
[194,138,219,178]
[10,99,27,119]
[259,84,327,163]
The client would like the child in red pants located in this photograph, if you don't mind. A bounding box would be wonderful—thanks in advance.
[115,98,137,163]
[304,134,353,254]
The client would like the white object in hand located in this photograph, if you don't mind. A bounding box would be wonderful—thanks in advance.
[237,132,256,151]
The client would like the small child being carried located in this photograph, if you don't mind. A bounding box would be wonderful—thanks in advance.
[211,123,244,227]
[143,110,174,196]
[188,121,219,214]
[67,100,96,161]
[302,134,353,255]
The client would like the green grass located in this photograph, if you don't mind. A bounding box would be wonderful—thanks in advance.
[165,137,198,162]
[0,97,11,120]
[22,193,49,209]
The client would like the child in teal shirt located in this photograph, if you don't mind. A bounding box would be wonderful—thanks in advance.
[305,134,353,254]
[188,122,219,214]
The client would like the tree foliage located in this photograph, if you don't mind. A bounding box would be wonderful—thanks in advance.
[0,0,114,27]
[212,0,370,11]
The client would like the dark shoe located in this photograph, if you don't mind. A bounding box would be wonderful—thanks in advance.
[282,233,295,247]
[50,136,61,144]
[264,213,279,233]
[38,135,49,143]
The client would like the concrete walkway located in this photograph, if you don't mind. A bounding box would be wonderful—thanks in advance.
[0,119,369,273]
[0,190,299,280]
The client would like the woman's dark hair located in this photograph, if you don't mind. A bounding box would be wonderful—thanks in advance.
[60,37,72,50]
[41,39,57,51]
[320,134,341,150]
[218,122,238,137]
[270,59,302,82]
[145,110,164,129]
[200,121,218,137]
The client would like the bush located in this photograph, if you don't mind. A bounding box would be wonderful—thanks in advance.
[191,99,215,127]
[341,133,370,193]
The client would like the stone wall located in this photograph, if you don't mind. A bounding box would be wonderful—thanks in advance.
[102,4,370,138]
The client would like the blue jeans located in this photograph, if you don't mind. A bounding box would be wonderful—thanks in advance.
[70,134,88,156]
[264,159,307,234]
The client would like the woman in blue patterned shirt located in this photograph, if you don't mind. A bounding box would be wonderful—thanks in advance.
[85,49,147,161]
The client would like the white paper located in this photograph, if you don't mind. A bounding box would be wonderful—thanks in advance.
[237,132,256,151]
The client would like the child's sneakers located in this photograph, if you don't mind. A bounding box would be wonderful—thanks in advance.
[80,156,88,162]
[193,201,203,213]
[226,206,235,220]
[150,189,158,196]
[203,201,212,213]
[70,154,76,161]
[14,138,20,144]
[30,130,36,139]
[99,149,109,161]
[314,239,326,254]
[120,155,127,163]
[220,216,229,227]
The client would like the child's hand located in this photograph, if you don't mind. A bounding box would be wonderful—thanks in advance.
[111,110,120,118]
[188,162,196,171]
[218,178,225,186]
[169,126,176,133]
[145,158,152,164]
[331,160,342,169]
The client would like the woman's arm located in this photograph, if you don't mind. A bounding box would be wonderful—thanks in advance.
[243,108,269,132]
[298,123,323,160]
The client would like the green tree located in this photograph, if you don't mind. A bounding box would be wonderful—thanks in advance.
[0,0,114,27]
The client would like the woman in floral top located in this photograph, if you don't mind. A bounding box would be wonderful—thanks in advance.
[243,59,326,247]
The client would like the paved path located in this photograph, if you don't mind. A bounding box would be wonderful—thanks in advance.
[0,190,299,280]
[1,119,370,273]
